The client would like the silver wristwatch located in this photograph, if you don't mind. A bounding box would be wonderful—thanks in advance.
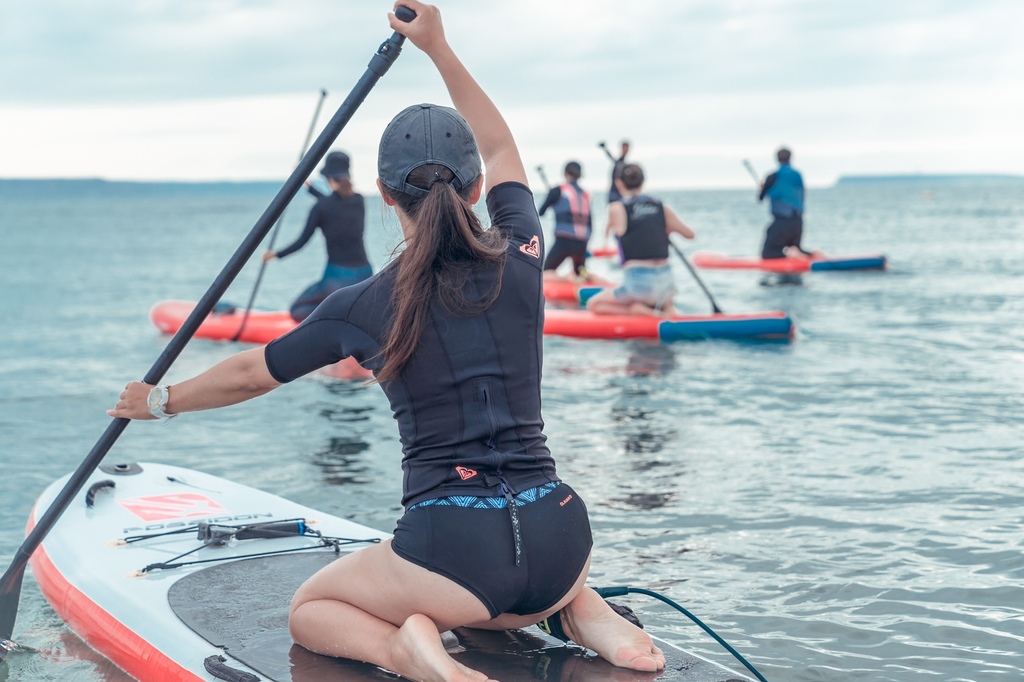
[146,385,177,420]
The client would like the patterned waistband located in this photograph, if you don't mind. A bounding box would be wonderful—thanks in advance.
[407,481,561,512]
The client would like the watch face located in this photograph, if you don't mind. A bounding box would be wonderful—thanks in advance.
[147,387,162,411]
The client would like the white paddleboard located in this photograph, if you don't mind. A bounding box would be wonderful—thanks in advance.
[29,462,754,681]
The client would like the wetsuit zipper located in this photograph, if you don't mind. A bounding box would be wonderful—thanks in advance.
[480,384,522,566]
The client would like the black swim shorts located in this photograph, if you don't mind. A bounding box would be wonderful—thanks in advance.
[391,482,593,619]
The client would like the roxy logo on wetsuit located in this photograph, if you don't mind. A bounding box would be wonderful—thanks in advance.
[456,466,478,480]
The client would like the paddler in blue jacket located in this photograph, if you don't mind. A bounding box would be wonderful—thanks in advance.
[758,147,820,259]
[537,161,593,280]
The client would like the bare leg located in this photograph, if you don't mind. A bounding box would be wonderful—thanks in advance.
[559,587,666,672]
[289,540,496,682]
[588,291,637,316]
[465,556,663,674]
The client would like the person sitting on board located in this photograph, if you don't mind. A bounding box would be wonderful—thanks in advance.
[261,150,373,322]
[108,4,665,682]
[758,147,822,260]
[537,161,594,281]
[587,164,696,317]
[600,139,630,203]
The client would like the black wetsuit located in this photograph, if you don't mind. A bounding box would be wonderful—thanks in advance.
[276,188,372,321]
[264,182,592,618]
[607,155,627,203]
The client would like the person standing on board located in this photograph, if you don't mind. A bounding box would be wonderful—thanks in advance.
[588,163,696,317]
[537,161,593,280]
[262,151,373,322]
[109,4,664,682]
[758,147,819,259]
[599,139,630,203]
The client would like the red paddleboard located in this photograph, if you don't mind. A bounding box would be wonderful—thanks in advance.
[149,300,372,381]
[692,251,887,273]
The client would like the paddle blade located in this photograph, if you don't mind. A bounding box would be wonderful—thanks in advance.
[0,564,26,661]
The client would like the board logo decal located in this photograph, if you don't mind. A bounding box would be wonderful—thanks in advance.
[119,493,228,522]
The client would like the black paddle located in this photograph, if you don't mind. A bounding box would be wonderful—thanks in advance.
[669,238,724,315]
[0,6,416,659]
[231,88,329,342]
[598,140,617,163]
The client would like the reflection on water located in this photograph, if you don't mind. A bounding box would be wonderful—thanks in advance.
[624,341,678,376]
[310,437,373,486]
[759,273,804,287]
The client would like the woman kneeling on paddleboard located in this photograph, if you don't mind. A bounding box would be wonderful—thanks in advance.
[108,3,663,681]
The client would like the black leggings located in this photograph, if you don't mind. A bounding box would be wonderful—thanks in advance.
[391,484,593,619]
[761,215,809,258]
[543,237,588,275]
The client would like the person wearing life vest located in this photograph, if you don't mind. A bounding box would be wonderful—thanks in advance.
[537,161,592,280]
[758,147,820,259]
[588,163,696,316]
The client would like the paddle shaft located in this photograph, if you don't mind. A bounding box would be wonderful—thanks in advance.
[742,159,761,186]
[232,89,329,342]
[535,165,551,190]
[0,7,416,652]
[669,239,724,314]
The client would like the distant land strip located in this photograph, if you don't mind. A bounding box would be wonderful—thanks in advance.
[836,174,1024,185]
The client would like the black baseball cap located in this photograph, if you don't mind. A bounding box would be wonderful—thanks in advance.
[377,104,481,198]
[320,151,351,179]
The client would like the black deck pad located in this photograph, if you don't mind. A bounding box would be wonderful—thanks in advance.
[168,552,749,681]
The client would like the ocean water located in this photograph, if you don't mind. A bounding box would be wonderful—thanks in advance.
[1,177,1023,681]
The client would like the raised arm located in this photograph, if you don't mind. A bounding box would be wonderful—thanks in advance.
[107,347,281,421]
[389,1,527,192]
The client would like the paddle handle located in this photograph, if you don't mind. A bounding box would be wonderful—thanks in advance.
[0,7,417,651]
[598,140,617,163]
[535,165,551,190]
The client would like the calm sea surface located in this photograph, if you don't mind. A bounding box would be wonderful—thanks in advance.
[1,178,1022,681]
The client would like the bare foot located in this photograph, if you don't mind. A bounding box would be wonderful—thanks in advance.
[559,588,665,672]
[388,614,497,682]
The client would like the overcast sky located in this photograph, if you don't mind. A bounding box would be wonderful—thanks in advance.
[2,0,1022,189]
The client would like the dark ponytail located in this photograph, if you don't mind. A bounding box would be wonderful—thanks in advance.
[376,164,508,384]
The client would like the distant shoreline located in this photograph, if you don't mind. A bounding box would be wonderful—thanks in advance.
[835,174,1024,185]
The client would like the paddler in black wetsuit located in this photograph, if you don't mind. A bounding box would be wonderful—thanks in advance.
[588,163,696,316]
[109,3,664,680]
[262,151,373,321]
[537,161,593,281]
[599,139,630,203]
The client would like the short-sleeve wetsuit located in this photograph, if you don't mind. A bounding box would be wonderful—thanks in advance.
[275,187,373,321]
[264,182,592,618]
